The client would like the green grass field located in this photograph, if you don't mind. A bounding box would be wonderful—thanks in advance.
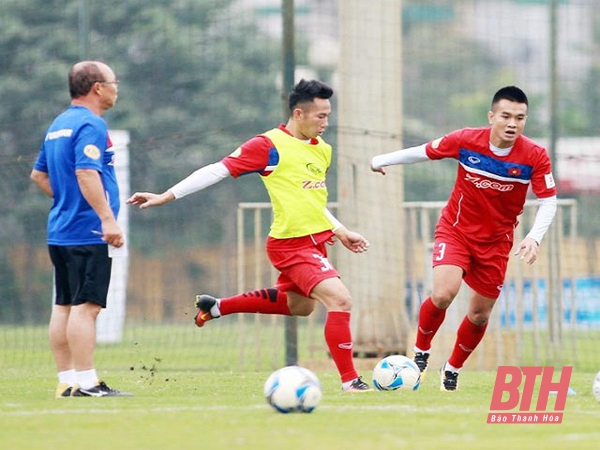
[1,324,599,449]
[2,365,600,449]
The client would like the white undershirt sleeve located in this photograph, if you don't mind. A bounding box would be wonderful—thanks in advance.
[324,208,344,232]
[525,195,557,244]
[168,161,231,199]
[371,143,430,170]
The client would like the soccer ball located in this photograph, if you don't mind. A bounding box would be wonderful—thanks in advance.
[593,370,600,403]
[372,354,421,391]
[263,365,322,413]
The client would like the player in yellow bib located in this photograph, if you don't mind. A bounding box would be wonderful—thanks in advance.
[260,127,334,238]
[127,79,372,391]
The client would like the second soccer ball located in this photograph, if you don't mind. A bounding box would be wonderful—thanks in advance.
[373,354,421,391]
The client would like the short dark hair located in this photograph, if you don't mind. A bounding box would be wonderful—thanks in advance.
[288,79,333,112]
[491,85,528,109]
[68,62,106,99]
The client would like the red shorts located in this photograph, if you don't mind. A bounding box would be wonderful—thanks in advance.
[266,231,340,297]
[432,225,513,299]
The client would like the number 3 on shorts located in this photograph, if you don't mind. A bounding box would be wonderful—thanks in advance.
[313,253,334,272]
[434,242,446,261]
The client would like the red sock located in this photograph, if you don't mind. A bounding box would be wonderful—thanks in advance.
[414,297,446,352]
[219,288,291,316]
[448,316,488,369]
[324,311,358,383]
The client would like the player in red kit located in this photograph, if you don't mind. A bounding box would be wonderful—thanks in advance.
[370,86,557,391]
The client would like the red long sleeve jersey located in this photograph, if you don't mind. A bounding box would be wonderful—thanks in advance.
[426,127,557,243]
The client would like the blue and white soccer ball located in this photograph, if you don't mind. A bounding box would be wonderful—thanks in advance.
[263,365,322,413]
[592,370,600,403]
[372,354,421,391]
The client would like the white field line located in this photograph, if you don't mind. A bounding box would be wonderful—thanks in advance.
[2,403,598,417]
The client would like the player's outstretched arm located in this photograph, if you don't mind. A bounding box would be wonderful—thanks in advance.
[370,143,430,175]
[370,164,387,175]
[126,191,175,209]
[128,162,232,210]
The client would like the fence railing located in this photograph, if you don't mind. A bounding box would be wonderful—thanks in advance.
[235,198,600,371]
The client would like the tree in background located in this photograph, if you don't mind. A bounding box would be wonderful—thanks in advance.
[0,0,282,323]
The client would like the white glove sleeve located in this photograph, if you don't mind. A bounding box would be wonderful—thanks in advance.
[169,162,230,199]
[526,195,557,244]
[371,143,430,170]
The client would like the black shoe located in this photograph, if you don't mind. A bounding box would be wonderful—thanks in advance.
[344,376,373,392]
[55,382,72,398]
[440,365,459,391]
[71,381,133,397]
[413,352,430,373]
[194,294,220,327]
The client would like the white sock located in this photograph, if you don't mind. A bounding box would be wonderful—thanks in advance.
[210,299,221,318]
[75,369,98,389]
[341,378,357,390]
[444,362,460,373]
[413,346,430,355]
[58,369,75,385]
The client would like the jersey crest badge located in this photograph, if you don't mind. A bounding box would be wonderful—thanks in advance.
[83,144,101,160]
